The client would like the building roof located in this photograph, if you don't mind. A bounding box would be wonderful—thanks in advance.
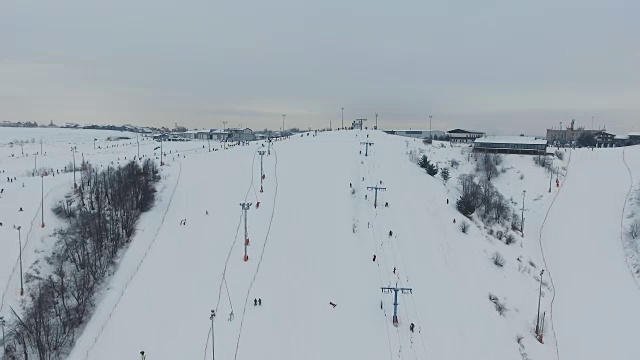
[629,132,640,137]
[615,135,629,140]
[474,136,547,145]
[447,129,485,134]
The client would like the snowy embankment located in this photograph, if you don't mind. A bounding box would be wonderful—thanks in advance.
[621,146,640,285]
[0,128,227,357]
[540,146,640,360]
[65,130,567,360]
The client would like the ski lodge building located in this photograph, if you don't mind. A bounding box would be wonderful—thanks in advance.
[447,129,486,143]
[473,136,547,155]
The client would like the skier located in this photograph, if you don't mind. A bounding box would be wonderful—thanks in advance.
[446,199,449,204]
[349,183,352,188]
[365,194,368,200]
[385,202,389,208]
[380,300,383,310]
[393,267,396,274]
[373,254,377,262]
[389,230,393,237]
[453,218,456,224]
[254,298,257,306]
[410,323,415,333]
[19,207,23,212]
[258,298,262,306]
[329,301,337,308]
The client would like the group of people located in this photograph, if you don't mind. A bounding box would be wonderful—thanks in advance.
[254,298,263,306]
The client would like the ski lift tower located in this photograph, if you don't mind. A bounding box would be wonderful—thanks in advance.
[355,119,367,130]
[381,284,413,326]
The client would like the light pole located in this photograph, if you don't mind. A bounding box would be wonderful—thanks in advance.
[375,112,378,129]
[341,107,344,129]
[1,315,6,355]
[71,146,77,188]
[34,153,37,174]
[14,225,23,296]
[210,310,216,360]
[137,132,140,160]
[548,167,553,193]
[535,269,545,340]
[160,137,164,166]
[41,175,45,228]
[429,115,433,140]
[282,114,286,134]
[93,138,96,150]
[521,190,526,236]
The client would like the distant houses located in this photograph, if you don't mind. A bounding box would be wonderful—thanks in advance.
[383,130,446,139]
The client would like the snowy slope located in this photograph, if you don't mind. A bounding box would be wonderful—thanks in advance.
[64,130,568,360]
[540,146,640,360]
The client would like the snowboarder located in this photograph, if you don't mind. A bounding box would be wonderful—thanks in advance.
[254,298,257,306]
[410,323,415,333]
[389,230,393,237]
[373,254,377,262]
[329,302,337,308]
[258,298,262,306]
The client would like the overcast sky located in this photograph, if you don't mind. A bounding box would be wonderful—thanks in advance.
[1,0,638,135]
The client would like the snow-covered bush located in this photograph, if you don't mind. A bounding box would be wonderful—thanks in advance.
[492,252,506,267]
[459,221,469,234]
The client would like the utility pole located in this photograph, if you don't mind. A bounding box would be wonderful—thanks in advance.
[137,132,140,160]
[282,114,286,134]
[93,138,96,150]
[381,284,413,326]
[208,133,211,152]
[160,137,164,166]
[0,315,6,355]
[535,269,545,340]
[355,119,367,130]
[360,141,374,156]
[258,150,266,192]
[223,121,228,150]
[548,167,553,193]
[71,146,77,188]
[40,139,43,155]
[41,175,45,228]
[367,184,387,208]
[341,107,344,129]
[521,190,526,236]
[240,203,252,262]
[210,310,216,360]
[34,153,37,174]
[429,115,433,140]
[14,225,23,296]
[375,113,378,130]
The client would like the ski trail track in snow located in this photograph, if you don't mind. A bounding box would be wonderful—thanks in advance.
[0,181,67,313]
[620,147,640,290]
[83,162,183,359]
[201,146,279,360]
[537,149,571,360]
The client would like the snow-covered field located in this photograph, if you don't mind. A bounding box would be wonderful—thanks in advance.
[2,127,640,360]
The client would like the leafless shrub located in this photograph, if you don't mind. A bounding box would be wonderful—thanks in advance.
[488,292,507,315]
[496,230,505,240]
[505,233,516,245]
[627,218,640,240]
[492,252,505,267]
[459,221,469,234]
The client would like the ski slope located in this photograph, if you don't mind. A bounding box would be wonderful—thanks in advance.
[541,146,640,360]
[66,130,563,360]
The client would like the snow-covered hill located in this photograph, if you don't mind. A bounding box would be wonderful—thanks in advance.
[2,128,640,360]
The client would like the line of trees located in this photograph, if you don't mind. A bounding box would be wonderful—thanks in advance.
[3,159,159,359]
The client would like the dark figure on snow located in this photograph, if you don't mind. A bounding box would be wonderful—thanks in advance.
[373,254,377,262]
[410,323,415,333]
[19,207,23,212]
[389,230,393,237]
[393,267,396,274]
[385,202,389,208]
[254,298,258,306]
[329,301,337,308]
[446,199,449,204]
[258,298,262,306]
[453,218,456,224]
[349,183,352,188]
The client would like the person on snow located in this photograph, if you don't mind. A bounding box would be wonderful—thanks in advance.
[393,267,396,274]
[385,202,389,208]
[254,298,258,306]
[453,218,456,224]
[373,254,377,262]
[365,194,368,200]
[349,183,352,188]
[258,298,262,306]
[389,230,393,237]
[446,199,449,204]
[410,323,415,333]
[329,301,337,308]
